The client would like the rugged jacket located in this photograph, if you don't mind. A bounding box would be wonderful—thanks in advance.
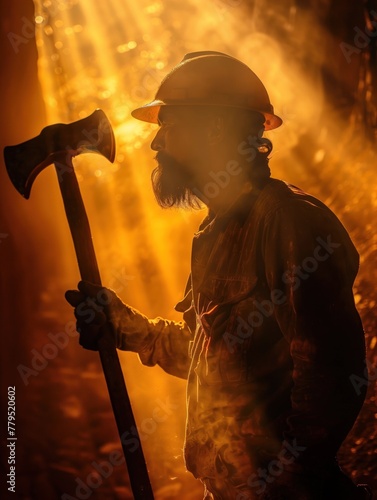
[117,178,368,499]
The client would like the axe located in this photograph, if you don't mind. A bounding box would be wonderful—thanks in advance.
[4,109,154,499]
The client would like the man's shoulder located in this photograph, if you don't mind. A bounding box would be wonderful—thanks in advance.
[253,178,355,246]
[257,178,357,250]
[260,178,324,206]
[255,178,332,219]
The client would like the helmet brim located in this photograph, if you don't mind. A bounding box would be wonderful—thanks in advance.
[131,100,283,131]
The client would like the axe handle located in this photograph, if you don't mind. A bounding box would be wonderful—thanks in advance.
[54,156,154,500]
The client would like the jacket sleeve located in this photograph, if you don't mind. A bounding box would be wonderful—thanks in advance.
[139,317,193,379]
[114,294,194,380]
[261,198,367,471]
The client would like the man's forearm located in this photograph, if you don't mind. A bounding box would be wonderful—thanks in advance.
[116,311,193,379]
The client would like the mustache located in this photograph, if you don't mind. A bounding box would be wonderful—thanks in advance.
[154,151,165,163]
[154,151,190,173]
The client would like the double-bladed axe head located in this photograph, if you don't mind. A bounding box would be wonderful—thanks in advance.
[3,109,116,199]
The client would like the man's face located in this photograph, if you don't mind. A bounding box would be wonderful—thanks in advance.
[150,106,206,208]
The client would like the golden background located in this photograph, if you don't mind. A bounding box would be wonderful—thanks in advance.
[0,0,376,498]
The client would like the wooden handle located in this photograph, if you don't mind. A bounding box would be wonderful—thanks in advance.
[54,156,154,499]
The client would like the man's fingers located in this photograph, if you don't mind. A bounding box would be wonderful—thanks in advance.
[65,281,115,352]
[77,324,102,351]
[78,280,105,297]
[66,281,112,326]
[65,290,86,307]
[75,308,107,326]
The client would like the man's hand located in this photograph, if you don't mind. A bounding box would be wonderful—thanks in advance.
[65,281,153,353]
[65,281,121,351]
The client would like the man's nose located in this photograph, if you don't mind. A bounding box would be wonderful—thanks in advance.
[151,128,164,151]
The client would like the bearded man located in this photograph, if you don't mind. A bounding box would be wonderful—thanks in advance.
[65,51,371,499]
